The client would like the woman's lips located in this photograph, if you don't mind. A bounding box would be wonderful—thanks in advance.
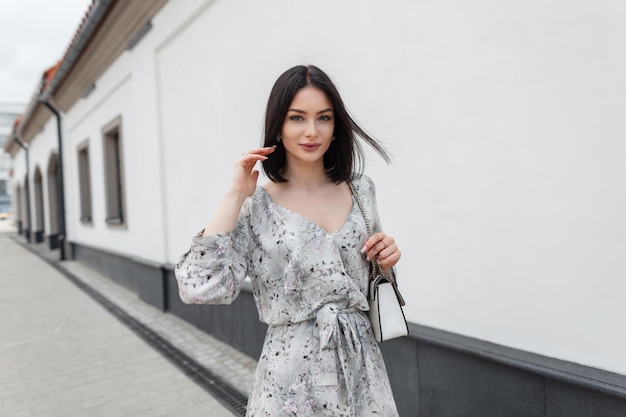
[300,143,321,151]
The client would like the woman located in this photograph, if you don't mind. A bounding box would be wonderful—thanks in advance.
[176,65,401,416]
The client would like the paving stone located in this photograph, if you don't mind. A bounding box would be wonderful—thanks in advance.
[0,233,236,416]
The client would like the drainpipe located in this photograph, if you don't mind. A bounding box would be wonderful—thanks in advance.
[40,100,67,261]
[12,135,32,244]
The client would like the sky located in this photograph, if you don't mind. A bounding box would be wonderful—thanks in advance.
[0,0,92,108]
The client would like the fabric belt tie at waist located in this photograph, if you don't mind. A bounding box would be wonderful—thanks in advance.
[315,303,361,386]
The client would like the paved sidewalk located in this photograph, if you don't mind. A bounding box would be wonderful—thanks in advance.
[0,222,254,416]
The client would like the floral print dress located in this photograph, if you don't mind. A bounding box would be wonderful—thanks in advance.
[175,175,400,417]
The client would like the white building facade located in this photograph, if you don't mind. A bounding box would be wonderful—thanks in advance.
[6,1,626,415]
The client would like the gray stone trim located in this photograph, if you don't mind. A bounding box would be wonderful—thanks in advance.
[408,322,626,399]
[70,242,165,311]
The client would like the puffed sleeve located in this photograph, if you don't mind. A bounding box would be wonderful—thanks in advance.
[359,175,398,281]
[174,199,251,305]
[356,175,384,233]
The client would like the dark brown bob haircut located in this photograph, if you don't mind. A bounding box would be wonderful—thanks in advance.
[262,65,391,183]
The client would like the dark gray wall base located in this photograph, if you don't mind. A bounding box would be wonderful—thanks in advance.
[416,342,544,417]
[70,242,165,311]
[34,230,44,243]
[410,323,626,401]
[164,268,268,360]
[546,379,626,417]
[395,324,626,417]
[68,243,626,417]
[47,233,59,250]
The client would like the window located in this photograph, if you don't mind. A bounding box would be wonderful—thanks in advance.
[0,179,7,196]
[103,117,126,225]
[77,142,92,223]
[0,153,12,170]
[0,113,19,125]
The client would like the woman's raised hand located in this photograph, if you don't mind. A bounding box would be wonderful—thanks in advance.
[202,146,276,237]
[230,146,276,197]
[361,232,401,272]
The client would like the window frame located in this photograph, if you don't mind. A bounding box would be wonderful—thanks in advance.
[102,116,127,228]
[77,139,93,224]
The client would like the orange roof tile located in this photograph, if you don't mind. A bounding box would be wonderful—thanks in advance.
[44,0,98,94]
[41,61,62,93]
[12,115,22,132]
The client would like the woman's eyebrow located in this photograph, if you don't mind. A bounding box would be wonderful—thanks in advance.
[287,108,334,114]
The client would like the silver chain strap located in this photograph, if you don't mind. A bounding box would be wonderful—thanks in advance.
[349,181,383,277]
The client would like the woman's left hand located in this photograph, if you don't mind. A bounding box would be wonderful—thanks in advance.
[361,232,401,271]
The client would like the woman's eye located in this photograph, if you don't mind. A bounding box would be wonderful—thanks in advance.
[289,115,303,121]
[319,115,333,122]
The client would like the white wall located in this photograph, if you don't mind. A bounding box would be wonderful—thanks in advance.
[151,0,626,374]
[64,54,166,263]
[15,0,626,375]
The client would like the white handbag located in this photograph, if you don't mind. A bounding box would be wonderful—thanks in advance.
[350,182,409,342]
[368,272,409,342]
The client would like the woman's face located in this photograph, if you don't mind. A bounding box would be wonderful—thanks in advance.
[281,86,334,168]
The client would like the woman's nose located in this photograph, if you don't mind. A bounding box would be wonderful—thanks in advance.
[304,120,317,137]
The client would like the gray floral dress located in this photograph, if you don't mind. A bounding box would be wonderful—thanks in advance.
[175,175,400,416]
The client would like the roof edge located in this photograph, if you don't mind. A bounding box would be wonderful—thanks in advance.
[17,0,114,140]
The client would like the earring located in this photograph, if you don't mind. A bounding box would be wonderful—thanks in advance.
[277,134,282,143]
[331,136,336,141]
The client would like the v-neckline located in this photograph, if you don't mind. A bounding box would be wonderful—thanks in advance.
[259,186,355,236]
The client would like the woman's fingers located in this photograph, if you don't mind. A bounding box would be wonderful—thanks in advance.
[241,146,276,158]
[237,146,276,169]
[238,153,268,167]
[361,232,401,270]
[377,243,401,270]
[230,146,276,196]
[361,232,389,258]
